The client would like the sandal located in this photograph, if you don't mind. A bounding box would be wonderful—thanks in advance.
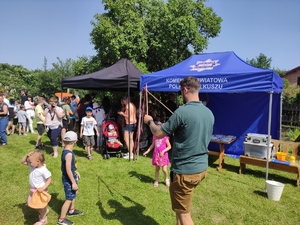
[153,181,159,187]
[165,179,170,187]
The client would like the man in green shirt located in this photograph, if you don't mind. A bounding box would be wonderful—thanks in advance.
[144,76,214,225]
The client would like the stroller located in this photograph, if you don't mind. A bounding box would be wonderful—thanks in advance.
[102,119,123,159]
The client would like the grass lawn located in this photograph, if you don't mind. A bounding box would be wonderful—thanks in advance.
[1,132,300,225]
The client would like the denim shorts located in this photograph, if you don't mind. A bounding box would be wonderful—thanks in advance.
[63,174,78,200]
[123,123,136,132]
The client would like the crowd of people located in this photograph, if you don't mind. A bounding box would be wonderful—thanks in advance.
[7,76,214,225]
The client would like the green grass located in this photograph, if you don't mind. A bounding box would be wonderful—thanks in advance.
[1,132,300,225]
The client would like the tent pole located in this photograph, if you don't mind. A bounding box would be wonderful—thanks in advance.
[279,93,283,140]
[265,91,273,190]
[136,91,143,159]
[127,60,131,161]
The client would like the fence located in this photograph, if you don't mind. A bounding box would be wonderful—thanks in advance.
[282,103,300,128]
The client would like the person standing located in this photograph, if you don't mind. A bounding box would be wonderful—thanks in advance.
[35,97,46,149]
[20,89,28,105]
[24,95,36,134]
[80,107,99,160]
[21,150,52,225]
[144,76,214,225]
[17,105,27,135]
[57,131,83,225]
[43,97,64,158]
[143,121,171,187]
[118,96,137,160]
[0,95,9,145]
[164,93,178,121]
[60,97,71,147]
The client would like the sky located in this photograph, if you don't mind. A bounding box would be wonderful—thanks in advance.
[0,0,299,71]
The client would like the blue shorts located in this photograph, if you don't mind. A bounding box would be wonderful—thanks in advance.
[62,174,78,200]
[123,123,136,133]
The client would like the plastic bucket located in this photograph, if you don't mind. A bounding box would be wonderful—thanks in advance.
[266,180,285,201]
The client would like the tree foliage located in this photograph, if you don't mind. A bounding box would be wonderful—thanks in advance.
[246,53,272,69]
[90,0,222,72]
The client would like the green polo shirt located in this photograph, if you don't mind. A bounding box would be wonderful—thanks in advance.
[161,101,214,174]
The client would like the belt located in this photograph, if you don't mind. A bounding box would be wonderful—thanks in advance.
[0,116,8,119]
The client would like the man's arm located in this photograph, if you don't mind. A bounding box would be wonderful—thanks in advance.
[144,115,167,139]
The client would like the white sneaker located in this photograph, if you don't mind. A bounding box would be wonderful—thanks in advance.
[123,154,133,159]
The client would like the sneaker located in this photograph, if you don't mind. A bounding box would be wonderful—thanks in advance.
[57,218,74,225]
[67,209,83,217]
[165,178,170,187]
[87,155,92,160]
[123,154,133,159]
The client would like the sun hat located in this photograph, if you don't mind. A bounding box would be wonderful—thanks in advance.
[108,124,115,130]
[86,106,93,111]
[28,191,51,209]
[93,102,99,109]
[63,131,78,142]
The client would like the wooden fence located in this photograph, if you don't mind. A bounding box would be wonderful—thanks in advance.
[282,103,300,128]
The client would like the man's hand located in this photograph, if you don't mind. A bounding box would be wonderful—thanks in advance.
[144,115,153,125]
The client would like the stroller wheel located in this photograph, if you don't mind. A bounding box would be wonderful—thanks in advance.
[103,154,108,160]
[107,154,110,159]
[117,153,121,158]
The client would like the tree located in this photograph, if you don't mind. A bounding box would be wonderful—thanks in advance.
[90,0,222,72]
[246,53,272,69]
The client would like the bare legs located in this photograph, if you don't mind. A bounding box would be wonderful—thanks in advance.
[176,212,194,225]
[123,130,134,157]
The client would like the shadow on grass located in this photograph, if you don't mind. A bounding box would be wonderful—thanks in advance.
[14,202,37,225]
[97,195,159,225]
[240,168,297,186]
[253,190,268,198]
[47,193,65,215]
[128,171,153,184]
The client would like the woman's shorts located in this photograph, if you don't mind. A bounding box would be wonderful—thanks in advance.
[169,170,207,213]
[123,123,136,132]
[37,124,45,135]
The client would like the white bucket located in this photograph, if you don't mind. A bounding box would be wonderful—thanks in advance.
[266,180,285,201]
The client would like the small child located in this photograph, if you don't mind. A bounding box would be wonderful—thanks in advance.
[11,100,20,134]
[17,105,27,135]
[21,150,52,225]
[80,107,99,160]
[57,131,83,225]
[107,124,123,147]
[143,122,171,187]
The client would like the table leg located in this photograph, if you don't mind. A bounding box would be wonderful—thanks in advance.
[217,143,225,171]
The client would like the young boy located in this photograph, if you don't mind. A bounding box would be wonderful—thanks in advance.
[17,105,27,135]
[57,131,83,225]
[80,107,99,160]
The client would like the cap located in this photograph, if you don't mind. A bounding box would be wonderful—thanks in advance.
[86,106,93,111]
[28,191,51,209]
[93,102,99,109]
[108,124,115,130]
[63,131,78,142]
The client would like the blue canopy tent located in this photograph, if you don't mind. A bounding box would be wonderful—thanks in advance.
[140,51,283,161]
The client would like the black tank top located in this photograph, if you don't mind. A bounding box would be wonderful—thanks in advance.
[0,103,8,117]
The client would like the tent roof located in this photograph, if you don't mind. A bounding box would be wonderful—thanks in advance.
[140,51,283,93]
[62,58,142,90]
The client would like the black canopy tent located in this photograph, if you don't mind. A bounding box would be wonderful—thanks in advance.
[61,58,143,90]
[61,58,143,160]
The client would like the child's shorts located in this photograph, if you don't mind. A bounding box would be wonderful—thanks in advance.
[83,135,95,147]
[63,175,78,200]
[19,122,26,127]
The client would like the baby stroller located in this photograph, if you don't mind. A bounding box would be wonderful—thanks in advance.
[102,119,123,159]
